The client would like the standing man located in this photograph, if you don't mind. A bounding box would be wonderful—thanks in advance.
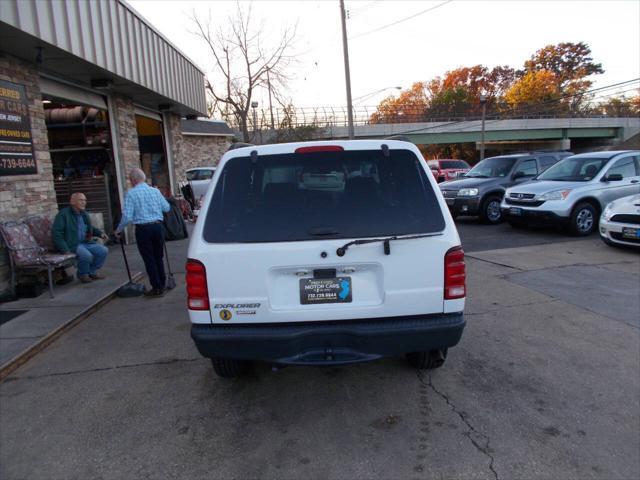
[52,192,109,283]
[116,168,170,298]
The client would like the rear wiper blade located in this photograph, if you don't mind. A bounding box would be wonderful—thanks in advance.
[336,232,444,257]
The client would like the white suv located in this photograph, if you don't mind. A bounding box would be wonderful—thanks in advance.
[186,140,466,377]
[502,151,640,235]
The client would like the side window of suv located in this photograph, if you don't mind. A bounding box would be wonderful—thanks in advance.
[514,159,537,177]
[199,170,214,180]
[607,157,637,178]
[539,156,557,171]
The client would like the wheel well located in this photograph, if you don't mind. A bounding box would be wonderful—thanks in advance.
[481,190,505,204]
[574,197,601,216]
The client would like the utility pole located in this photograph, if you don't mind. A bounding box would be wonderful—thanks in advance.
[267,67,275,129]
[339,0,354,139]
[479,94,487,162]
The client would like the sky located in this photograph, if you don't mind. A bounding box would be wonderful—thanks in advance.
[129,0,640,111]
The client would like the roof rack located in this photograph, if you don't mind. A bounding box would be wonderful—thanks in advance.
[227,142,255,151]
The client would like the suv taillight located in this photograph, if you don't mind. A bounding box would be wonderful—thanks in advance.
[444,247,465,300]
[186,259,209,310]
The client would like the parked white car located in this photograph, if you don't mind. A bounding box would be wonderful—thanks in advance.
[600,193,640,248]
[501,151,640,235]
[187,140,466,377]
[186,166,216,202]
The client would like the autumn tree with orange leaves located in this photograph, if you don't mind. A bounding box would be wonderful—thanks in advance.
[369,82,429,123]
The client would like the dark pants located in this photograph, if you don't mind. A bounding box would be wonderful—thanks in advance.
[135,223,165,290]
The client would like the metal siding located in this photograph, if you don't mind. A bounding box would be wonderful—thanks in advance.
[1,0,206,114]
[90,0,106,69]
[98,0,114,72]
[77,1,95,63]
[34,0,54,43]
[50,1,70,51]
[15,1,37,36]
[123,10,142,84]
[65,0,83,58]
[109,1,124,78]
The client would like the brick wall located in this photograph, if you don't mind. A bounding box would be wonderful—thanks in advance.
[177,135,231,184]
[0,53,58,296]
[110,94,139,185]
[164,113,183,195]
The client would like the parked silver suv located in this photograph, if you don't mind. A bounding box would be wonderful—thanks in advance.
[501,151,640,235]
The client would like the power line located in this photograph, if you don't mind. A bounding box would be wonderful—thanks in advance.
[350,0,454,40]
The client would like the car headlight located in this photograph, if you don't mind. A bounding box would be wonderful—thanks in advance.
[457,188,479,197]
[602,202,616,221]
[538,189,571,201]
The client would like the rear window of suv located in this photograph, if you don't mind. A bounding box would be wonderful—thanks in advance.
[203,149,445,243]
[439,160,468,169]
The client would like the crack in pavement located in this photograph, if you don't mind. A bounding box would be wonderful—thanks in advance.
[419,370,499,480]
[465,255,524,272]
[2,357,202,383]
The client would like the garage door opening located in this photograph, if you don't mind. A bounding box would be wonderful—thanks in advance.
[135,113,170,197]
[45,97,120,233]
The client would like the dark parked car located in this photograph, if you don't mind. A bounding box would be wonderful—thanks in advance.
[439,151,572,223]
[427,159,470,183]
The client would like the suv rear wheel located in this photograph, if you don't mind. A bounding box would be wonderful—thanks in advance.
[480,195,503,224]
[570,202,597,236]
[211,357,250,378]
[406,349,448,369]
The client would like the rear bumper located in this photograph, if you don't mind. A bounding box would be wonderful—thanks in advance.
[191,312,465,365]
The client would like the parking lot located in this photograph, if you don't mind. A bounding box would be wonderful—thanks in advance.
[0,222,638,480]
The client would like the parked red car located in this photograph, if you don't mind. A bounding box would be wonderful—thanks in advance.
[427,159,471,183]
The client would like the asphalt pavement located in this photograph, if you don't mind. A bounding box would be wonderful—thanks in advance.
[0,222,638,480]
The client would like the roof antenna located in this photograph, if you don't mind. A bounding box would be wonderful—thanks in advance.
[250,150,258,164]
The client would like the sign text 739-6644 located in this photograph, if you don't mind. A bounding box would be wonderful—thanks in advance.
[0,79,36,176]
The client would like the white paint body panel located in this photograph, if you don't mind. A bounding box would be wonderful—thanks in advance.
[188,140,465,325]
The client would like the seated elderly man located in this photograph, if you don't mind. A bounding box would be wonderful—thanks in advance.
[52,192,109,283]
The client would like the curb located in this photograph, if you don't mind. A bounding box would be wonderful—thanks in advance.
[0,272,144,382]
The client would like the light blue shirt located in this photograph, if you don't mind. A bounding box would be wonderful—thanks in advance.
[116,182,170,232]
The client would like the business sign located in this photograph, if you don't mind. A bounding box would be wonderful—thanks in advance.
[0,79,37,176]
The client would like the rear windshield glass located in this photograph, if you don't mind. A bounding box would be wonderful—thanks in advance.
[186,170,198,181]
[537,157,609,182]
[440,160,468,169]
[203,149,445,243]
[465,156,517,178]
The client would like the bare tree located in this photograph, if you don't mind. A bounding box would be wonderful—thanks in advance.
[192,4,296,142]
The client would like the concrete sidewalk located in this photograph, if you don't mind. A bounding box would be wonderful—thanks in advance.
[0,237,189,378]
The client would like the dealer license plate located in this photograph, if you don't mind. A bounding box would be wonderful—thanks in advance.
[622,227,640,239]
[509,207,523,216]
[300,277,352,305]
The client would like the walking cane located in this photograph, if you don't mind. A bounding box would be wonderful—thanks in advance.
[117,237,145,297]
[164,240,176,290]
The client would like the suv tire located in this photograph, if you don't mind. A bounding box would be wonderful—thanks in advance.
[406,349,448,369]
[480,195,503,224]
[570,202,597,236]
[211,357,250,378]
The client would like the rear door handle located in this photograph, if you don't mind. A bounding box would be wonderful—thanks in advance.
[631,180,639,183]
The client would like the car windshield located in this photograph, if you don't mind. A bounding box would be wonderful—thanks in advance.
[537,157,609,182]
[465,157,517,178]
[440,160,468,169]
[203,149,445,243]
